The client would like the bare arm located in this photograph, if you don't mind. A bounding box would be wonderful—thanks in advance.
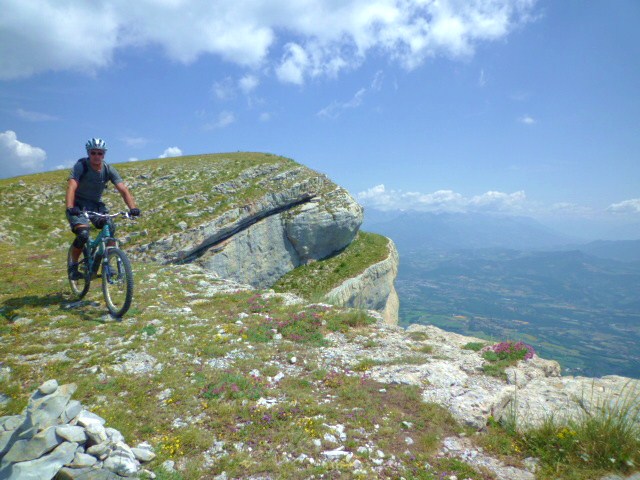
[114,182,137,210]
[66,179,78,208]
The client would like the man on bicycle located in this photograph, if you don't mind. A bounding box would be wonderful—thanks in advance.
[66,138,140,280]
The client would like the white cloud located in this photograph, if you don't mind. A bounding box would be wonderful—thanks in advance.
[275,43,310,85]
[0,1,538,82]
[318,88,367,118]
[213,74,259,101]
[213,77,236,101]
[204,111,236,130]
[608,199,640,214]
[518,115,536,125]
[122,136,149,148]
[371,70,384,91]
[239,74,259,94]
[259,112,272,122]
[357,184,528,213]
[318,70,383,118]
[478,69,487,87]
[159,147,183,158]
[0,130,47,178]
[16,108,58,122]
[1,2,119,79]
[128,157,140,162]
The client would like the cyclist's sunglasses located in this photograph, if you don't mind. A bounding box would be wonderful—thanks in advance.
[90,150,105,156]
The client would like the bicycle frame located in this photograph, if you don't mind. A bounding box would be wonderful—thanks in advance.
[84,212,124,274]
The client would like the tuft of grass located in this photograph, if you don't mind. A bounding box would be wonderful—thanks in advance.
[462,342,487,351]
[201,371,266,401]
[353,358,386,372]
[408,331,429,342]
[412,344,434,354]
[522,384,640,478]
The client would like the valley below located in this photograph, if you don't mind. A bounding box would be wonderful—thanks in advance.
[396,248,640,378]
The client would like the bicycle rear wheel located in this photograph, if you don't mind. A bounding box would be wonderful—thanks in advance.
[68,245,91,299]
[102,247,134,317]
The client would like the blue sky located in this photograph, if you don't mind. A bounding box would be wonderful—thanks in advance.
[1,0,639,239]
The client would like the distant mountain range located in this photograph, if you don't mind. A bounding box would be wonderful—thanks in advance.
[362,209,577,251]
[565,239,640,263]
[362,209,640,261]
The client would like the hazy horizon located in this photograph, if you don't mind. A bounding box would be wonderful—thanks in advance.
[361,206,640,245]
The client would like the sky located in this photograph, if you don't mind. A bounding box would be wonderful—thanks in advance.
[1,0,639,239]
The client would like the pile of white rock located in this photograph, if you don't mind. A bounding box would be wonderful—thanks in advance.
[0,380,155,479]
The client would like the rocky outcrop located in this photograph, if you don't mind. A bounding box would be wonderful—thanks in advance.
[137,167,364,289]
[325,239,400,325]
[319,322,640,431]
[0,380,155,479]
[131,156,400,322]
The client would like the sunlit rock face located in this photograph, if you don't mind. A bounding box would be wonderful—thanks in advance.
[325,239,399,325]
[133,156,400,320]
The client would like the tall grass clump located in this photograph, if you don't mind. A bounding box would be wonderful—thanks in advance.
[513,381,640,479]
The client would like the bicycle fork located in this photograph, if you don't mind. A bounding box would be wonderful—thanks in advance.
[102,247,122,284]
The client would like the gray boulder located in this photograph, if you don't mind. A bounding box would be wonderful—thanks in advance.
[0,426,61,466]
[0,380,155,480]
[24,383,77,432]
[56,426,87,443]
[0,441,77,480]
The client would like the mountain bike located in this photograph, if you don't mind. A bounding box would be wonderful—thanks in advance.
[67,211,134,317]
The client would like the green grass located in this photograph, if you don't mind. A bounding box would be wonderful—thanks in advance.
[481,382,640,479]
[3,153,638,479]
[0,200,477,479]
[272,231,391,300]
[462,342,487,352]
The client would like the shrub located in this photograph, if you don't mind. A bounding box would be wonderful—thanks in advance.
[481,341,535,379]
[488,341,535,361]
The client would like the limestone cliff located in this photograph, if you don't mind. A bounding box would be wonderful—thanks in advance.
[130,153,398,320]
[325,239,399,325]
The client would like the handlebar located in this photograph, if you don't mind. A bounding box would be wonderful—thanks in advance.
[85,210,134,220]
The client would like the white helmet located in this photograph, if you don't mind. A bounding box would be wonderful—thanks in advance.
[86,138,107,152]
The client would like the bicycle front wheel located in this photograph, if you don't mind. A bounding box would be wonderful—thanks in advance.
[68,245,91,299]
[101,247,134,318]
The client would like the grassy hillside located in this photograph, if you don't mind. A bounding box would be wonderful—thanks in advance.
[1,155,638,479]
[1,154,467,478]
[0,151,389,300]
[0,246,458,478]
[0,217,476,478]
[0,152,322,252]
